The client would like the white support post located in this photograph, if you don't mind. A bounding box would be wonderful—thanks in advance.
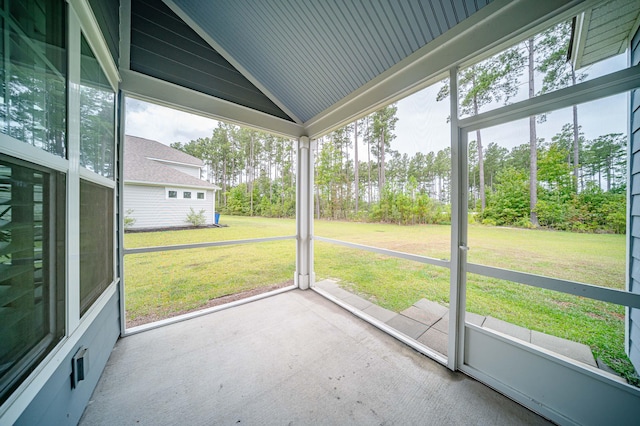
[67,6,81,332]
[448,66,468,371]
[295,136,314,289]
[117,90,127,336]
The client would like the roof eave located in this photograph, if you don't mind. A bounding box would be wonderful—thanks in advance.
[125,179,221,190]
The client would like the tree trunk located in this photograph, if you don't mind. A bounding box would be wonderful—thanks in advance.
[528,38,539,227]
[354,120,359,214]
[222,159,227,207]
[367,117,372,204]
[249,133,254,215]
[476,127,485,211]
[472,82,486,211]
[315,141,321,219]
[379,128,386,201]
[572,103,580,191]
[569,65,580,191]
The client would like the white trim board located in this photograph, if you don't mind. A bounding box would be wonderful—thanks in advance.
[124,180,220,190]
[69,0,121,91]
[120,70,305,139]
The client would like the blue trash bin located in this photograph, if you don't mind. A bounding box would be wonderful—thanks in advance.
[214,212,220,225]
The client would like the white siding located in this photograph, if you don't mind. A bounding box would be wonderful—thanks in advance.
[124,184,215,229]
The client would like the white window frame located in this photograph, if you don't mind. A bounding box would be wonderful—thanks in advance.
[0,1,120,422]
[166,187,207,200]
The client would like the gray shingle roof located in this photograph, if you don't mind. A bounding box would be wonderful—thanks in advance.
[124,135,220,189]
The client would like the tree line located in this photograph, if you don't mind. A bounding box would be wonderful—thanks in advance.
[173,20,627,234]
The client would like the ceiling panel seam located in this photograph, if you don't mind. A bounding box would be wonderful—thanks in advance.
[425,0,445,35]
[353,3,396,70]
[259,8,340,118]
[399,0,428,44]
[246,0,344,112]
[441,0,460,26]
[383,2,416,54]
[304,1,361,93]
[309,0,366,91]
[239,1,328,105]
[452,0,468,20]
[162,0,302,124]
[280,0,351,97]
[327,1,379,78]
[340,3,388,75]
[129,50,286,112]
[131,23,253,86]
[391,1,421,51]
[130,36,269,97]
[366,5,403,63]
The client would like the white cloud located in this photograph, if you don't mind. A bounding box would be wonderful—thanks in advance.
[125,98,218,146]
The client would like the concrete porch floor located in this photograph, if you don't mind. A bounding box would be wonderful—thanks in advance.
[80,289,550,425]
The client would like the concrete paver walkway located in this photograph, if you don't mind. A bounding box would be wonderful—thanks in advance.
[314,279,602,370]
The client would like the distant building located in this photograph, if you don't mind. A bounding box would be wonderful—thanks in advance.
[123,135,220,229]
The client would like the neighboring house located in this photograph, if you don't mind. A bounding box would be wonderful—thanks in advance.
[124,135,220,229]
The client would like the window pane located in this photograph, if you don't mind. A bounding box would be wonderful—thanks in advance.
[197,192,204,199]
[80,180,113,315]
[456,20,627,120]
[168,190,177,198]
[0,0,66,157]
[183,191,191,199]
[80,35,115,178]
[466,94,627,288]
[0,154,65,404]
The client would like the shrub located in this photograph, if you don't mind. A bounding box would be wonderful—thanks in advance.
[186,207,207,227]
[124,209,136,230]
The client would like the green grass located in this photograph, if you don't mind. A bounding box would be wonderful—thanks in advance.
[124,217,296,324]
[124,216,636,384]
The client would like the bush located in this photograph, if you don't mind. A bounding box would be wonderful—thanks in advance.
[124,209,136,230]
[186,207,207,227]
[479,167,529,226]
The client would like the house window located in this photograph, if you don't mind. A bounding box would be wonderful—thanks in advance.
[0,155,66,405]
[197,192,205,199]
[79,34,115,178]
[168,190,177,198]
[79,180,114,315]
[0,0,66,157]
[183,191,192,199]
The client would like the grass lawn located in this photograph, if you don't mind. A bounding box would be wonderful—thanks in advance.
[124,217,296,325]
[124,215,635,383]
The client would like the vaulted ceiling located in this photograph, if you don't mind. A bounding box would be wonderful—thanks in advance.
[118,0,600,138]
[166,0,493,124]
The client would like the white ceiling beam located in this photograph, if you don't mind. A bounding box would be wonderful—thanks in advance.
[162,0,304,125]
[120,69,305,139]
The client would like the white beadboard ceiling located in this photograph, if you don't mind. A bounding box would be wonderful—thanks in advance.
[167,0,492,124]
